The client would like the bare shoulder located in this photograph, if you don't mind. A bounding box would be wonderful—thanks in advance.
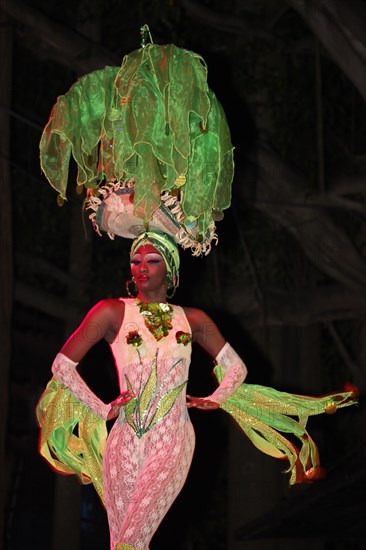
[100,297,126,315]
[80,298,125,338]
[182,306,225,357]
[182,306,212,331]
[60,298,126,360]
[95,297,125,331]
[89,297,124,319]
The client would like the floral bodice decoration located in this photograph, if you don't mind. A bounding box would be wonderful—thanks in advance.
[175,331,192,346]
[126,330,142,347]
[136,300,174,341]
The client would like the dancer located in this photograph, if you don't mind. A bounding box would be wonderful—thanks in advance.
[39,229,247,549]
[37,229,356,549]
[36,31,357,550]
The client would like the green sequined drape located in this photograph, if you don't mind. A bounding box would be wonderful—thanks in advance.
[36,377,107,503]
[214,366,357,484]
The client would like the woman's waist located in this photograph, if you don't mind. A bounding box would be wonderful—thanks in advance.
[117,365,189,397]
[112,347,190,381]
[117,397,190,435]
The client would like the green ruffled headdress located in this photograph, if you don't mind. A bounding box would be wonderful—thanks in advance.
[40,28,234,255]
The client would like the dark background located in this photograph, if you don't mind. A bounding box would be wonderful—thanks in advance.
[1,0,365,549]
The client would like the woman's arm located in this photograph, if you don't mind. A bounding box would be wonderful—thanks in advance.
[183,307,226,358]
[183,307,247,409]
[60,298,124,361]
[52,299,130,420]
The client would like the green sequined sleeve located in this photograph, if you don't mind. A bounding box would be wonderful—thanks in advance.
[214,366,357,485]
[36,377,107,504]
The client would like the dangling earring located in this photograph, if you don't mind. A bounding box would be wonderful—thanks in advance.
[166,286,176,299]
[165,275,176,299]
[126,277,138,298]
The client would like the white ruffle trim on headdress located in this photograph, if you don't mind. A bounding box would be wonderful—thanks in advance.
[160,192,218,256]
[85,179,218,256]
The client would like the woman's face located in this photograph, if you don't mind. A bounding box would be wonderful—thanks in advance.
[130,244,168,293]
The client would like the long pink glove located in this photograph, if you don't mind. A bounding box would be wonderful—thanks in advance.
[208,343,247,405]
[51,352,110,420]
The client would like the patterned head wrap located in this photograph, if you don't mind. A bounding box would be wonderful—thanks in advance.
[130,230,180,291]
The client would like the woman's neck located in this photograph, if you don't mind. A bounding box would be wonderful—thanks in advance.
[136,290,167,304]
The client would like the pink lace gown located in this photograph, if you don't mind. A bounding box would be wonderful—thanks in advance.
[104,299,195,550]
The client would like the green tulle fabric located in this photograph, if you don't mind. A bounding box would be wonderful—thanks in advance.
[214,366,357,484]
[37,371,356,496]
[40,44,234,235]
[36,377,107,504]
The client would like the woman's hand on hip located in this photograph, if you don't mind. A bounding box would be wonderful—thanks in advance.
[186,395,220,410]
[107,390,135,420]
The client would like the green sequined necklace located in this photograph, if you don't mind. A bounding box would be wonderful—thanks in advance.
[136,300,174,341]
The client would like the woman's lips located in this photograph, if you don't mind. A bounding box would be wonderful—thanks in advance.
[137,275,149,281]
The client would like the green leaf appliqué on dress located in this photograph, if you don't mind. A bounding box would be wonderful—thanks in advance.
[148,381,187,430]
[123,350,187,438]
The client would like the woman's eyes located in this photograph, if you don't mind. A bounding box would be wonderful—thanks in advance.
[131,259,162,265]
